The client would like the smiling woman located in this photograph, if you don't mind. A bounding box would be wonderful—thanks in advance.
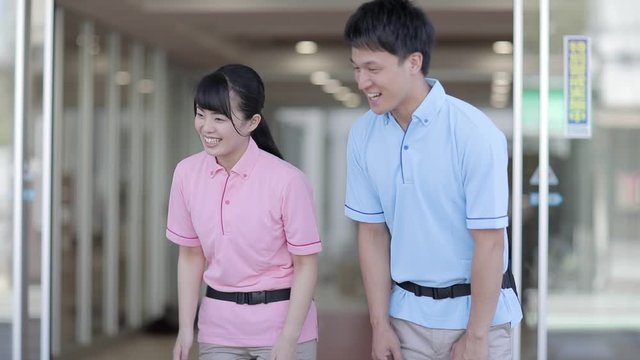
[168,64,322,360]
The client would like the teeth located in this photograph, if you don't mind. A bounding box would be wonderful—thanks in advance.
[204,136,220,144]
[367,93,381,99]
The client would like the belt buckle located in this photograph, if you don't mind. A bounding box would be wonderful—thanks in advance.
[434,287,453,299]
[249,291,266,305]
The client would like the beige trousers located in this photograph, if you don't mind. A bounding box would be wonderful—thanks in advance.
[391,317,512,360]
[199,339,317,360]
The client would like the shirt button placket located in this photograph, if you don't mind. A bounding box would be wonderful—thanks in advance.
[402,141,412,184]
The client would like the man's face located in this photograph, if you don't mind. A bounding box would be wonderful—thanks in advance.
[350,47,414,115]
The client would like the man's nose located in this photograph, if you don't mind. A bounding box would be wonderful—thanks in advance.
[356,73,371,91]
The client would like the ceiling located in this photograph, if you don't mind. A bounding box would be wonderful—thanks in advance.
[57,0,515,108]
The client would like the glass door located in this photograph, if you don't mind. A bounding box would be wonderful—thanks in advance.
[517,0,640,359]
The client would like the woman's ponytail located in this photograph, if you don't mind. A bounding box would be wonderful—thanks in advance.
[251,115,283,159]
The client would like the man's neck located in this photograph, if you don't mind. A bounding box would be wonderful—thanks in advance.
[392,79,430,131]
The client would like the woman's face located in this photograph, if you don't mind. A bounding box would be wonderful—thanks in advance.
[194,92,259,170]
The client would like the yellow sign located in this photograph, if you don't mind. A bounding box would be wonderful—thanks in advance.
[564,36,591,138]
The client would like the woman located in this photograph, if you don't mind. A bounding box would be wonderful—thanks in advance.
[167,64,321,360]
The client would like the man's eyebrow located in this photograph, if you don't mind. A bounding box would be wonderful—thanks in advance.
[351,60,379,66]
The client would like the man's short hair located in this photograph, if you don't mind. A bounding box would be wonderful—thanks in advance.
[344,0,435,75]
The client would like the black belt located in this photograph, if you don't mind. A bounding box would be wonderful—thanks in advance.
[206,286,291,305]
[395,272,516,300]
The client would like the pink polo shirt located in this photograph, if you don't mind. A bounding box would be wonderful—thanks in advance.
[166,138,322,346]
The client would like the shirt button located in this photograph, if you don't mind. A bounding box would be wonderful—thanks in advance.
[225,200,230,205]
[243,174,247,178]
[403,145,409,150]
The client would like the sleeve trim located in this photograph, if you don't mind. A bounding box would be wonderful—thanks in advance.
[345,204,383,215]
[167,227,198,240]
[287,240,322,247]
[466,214,508,221]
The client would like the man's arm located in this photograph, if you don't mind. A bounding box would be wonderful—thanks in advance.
[358,222,403,360]
[452,228,504,360]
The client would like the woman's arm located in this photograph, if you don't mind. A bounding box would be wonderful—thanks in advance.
[173,245,205,360]
[271,253,318,360]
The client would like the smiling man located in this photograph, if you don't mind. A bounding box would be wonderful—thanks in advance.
[343,1,522,359]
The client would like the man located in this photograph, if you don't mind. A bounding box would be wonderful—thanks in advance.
[343,1,522,359]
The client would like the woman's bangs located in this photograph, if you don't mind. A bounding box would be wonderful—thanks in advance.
[193,72,231,118]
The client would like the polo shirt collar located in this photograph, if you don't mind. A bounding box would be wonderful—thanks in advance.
[206,137,260,178]
[384,78,446,126]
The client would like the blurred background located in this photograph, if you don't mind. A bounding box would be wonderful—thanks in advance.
[1,0,640,359]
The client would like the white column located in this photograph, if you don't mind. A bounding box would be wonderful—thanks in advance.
[146,49,168,319]
[76,20,95,345]
[51,6,64,357]
[511,0,524,359]
[103,32,121,336]
[40,0,55,357]
[538,0,550,359]
[12,0,30,359]
[127,43,144,328]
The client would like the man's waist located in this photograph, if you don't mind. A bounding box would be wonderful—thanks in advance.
[394,271,516,300]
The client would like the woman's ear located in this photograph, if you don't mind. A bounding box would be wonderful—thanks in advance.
[248,114,262,132]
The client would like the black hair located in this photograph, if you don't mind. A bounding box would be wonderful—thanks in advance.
[193,64,283,159]
[344,0,435,75]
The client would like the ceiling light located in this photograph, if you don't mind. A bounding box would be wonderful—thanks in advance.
[310,71,330,85]
[137,79,155,94]
[334,87,352,101]
[493,41,513,55]
[492,71,512,86]
[115,71,131,86]
[490,93,509,108]
[296,41,318,55]
[322,79,341,94]
[491,84,511,95]
[344,93,361,108]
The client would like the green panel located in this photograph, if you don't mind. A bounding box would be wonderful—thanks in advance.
[522,88,565,137]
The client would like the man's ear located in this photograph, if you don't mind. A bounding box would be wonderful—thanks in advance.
[407,52,424,75]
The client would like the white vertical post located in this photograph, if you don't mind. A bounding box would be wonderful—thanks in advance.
[304,110,326,235]
[538,0,550,359]
[147,49,168,319]
[76,20,95,345]
[511,0,524,359]
[40,0,55,358]
[12,0,30,359]
[127,43,144,328]
[51,6,65,357]
[104,32,121,336]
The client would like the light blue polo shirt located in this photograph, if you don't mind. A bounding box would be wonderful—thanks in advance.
[345,79,522,329]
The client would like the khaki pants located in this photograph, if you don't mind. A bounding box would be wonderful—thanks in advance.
[391,318,512,360]
[199,339,317,360]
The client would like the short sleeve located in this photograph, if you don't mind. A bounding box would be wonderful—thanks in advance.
[281,173,322,255]
[462,128,509,229]
[166,163,200,246]
[344,127,385,223]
